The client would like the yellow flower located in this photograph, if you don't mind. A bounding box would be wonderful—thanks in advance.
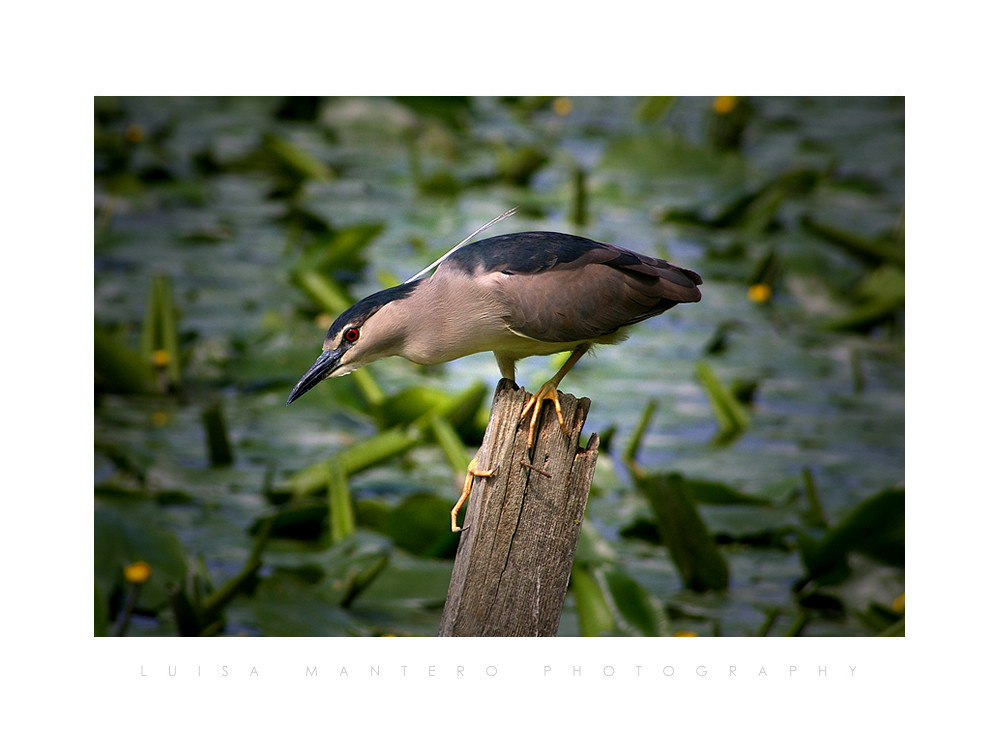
[152,411,168,426]
[747,282,772,303]
[125,123,145,143]
[553,97,573,116]
[152,349,171,367]
[713,96,738,115]
[124,561,152,584]
[674,630,698,637]
[892,593,905,613]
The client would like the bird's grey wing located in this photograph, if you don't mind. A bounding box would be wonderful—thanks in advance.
[495,243,702,343]
[437,232,701,343]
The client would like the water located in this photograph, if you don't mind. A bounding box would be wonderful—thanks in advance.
[95,96,904,636]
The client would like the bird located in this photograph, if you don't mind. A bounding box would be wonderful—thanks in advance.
[287,230,703,530]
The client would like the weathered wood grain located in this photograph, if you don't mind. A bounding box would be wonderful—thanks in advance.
[439,378,599,637]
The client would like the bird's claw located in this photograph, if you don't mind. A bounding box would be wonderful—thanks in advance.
[450,457,496,532]
[520,382,569,449]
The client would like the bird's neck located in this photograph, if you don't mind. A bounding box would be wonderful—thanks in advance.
[391,274,503,365]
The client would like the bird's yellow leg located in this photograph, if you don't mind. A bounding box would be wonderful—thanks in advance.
[520,345,589,449]
[451,456,496,533]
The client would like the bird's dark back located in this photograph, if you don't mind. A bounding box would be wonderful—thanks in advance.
[445,232,607,275]
[444,231,702,288]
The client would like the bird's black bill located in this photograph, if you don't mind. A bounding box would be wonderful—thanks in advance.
[286,350,341,405]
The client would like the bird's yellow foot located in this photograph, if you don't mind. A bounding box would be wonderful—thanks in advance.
[451,457,496,532]
[520,380,570,449]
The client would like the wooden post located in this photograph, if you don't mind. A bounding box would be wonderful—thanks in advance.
[439,378,599,637]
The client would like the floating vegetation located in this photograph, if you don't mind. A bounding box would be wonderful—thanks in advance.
[95,96,903,637]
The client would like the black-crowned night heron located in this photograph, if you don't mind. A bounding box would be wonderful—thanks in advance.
[287,230,702,530]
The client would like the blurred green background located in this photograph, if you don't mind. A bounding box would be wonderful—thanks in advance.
[94,96,904,637]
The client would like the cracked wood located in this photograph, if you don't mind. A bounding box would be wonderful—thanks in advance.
[439,378,599,637]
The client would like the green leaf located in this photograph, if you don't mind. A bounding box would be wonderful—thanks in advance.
[429,416,472,475]
[739,184,787,235]
[292,268,353,312]
[198,514,274,625]
[602,131,742,178]
[94,325,156,394]
[319,223,383,271]
[286,428,419,498]
[699,504,797,543]
[94,584,107,637]
[598,567,669,637]
[695,361,749,443]
[748,248,781,287]
[249,504,327,541]
[822,263,905,332]
[810,488,905,578]
[856,264,905,303]
[154,276,183,388]
[327,459,355,544]
[292,222,382,279]
[140,276,158,364]
[201,402,234,466]
[635,96,676,124]
[355,499,391,532]
[795,528,838,582]
[855,601,904,634]
[801,467,828,528]
[676,474,794,543]
[684,476,772,506]
[822,291,905,332]
[623,398,657,464]
[261,133,333,181]
[878,618,905,637]
[497,145,548,186]
[801,216,905,267]
[168,588,204,637]
[393,96,471,129]
[352,552,453,609]
[573,519,619,566]
[571,566,615,637]
[253,573,359,636]
[94,503,189,611]
[376,386,450,429]
[285,382,486,498]
[139,275,182,390]
[381,494,460,558]
[635,472,729,591]
[339,554,390,608]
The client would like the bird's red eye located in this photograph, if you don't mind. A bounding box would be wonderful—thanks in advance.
[344,327,360,343]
